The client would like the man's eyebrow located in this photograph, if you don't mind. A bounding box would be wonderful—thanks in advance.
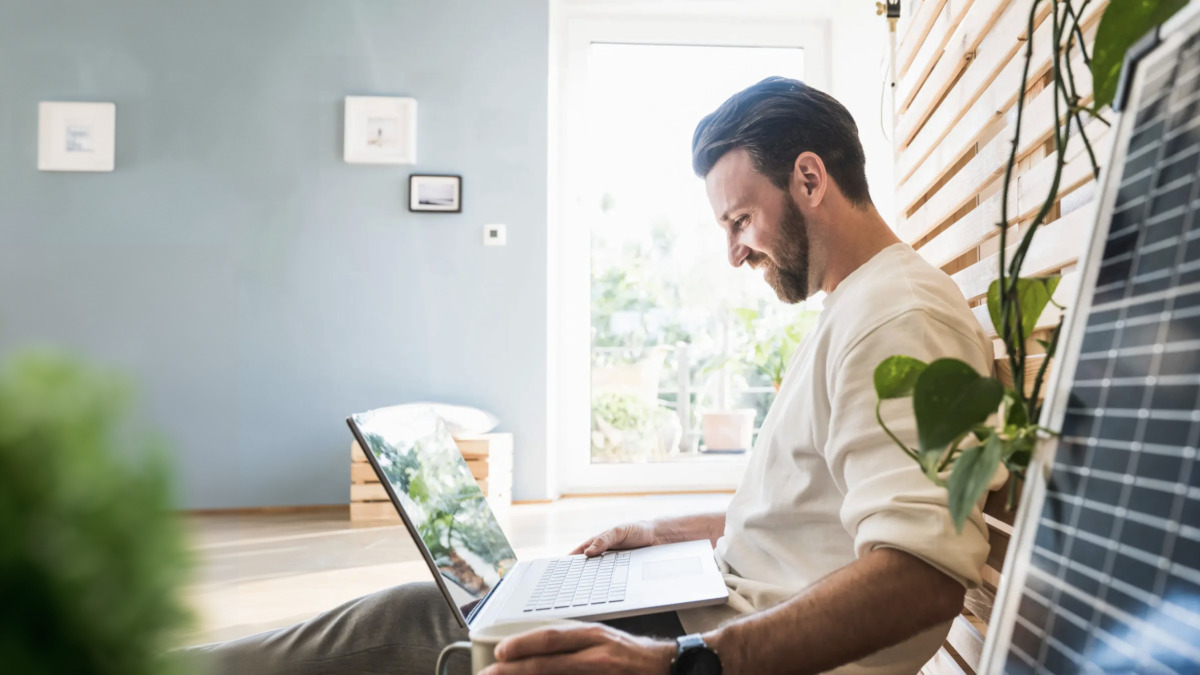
[718,204,745,223]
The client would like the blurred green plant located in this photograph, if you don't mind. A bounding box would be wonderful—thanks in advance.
[704,308,821,390]
[0,351,191,675]
[590,390,660,461]
[875,0,1185,533]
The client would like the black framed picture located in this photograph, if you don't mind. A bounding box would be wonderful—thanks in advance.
[409,174,462,213]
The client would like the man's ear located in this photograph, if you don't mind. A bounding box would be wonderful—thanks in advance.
[792,152,828,209]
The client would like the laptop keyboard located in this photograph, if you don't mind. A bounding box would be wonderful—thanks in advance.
[523,550,632,612]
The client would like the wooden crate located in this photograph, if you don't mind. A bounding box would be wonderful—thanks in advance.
[350,432,514,521]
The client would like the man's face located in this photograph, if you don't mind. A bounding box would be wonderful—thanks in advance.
[705,148,810,303]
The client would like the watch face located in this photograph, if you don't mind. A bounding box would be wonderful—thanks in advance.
[675,647,723,675]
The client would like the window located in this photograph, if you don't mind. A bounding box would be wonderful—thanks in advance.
[554,11,829,493]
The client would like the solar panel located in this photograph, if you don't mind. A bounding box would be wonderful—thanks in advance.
[983,7,1200,675]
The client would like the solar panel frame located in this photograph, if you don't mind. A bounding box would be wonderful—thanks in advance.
[982,4,1200,673]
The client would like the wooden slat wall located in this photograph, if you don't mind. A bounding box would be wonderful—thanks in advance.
[893,2,1106,674]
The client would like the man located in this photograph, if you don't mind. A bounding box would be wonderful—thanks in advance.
[478,77,998,674]
[196,77,995,675]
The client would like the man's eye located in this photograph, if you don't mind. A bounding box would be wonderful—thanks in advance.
[734,215,749,231]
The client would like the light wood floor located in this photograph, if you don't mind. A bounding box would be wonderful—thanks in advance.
[182,494,731,646]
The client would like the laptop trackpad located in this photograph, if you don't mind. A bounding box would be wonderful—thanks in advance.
[642,556,703,581]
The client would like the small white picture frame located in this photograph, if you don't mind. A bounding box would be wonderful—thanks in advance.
[38,102,116,172]
[343,96,417,165]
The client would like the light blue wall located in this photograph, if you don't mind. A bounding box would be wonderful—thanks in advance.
[0,0,551,508]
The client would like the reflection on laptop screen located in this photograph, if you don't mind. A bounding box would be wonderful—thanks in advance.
[351,406,517,601]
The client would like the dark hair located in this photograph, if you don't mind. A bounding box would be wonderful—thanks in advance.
[691,77,872,207]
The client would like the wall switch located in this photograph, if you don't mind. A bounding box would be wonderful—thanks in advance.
[484,224,507,246]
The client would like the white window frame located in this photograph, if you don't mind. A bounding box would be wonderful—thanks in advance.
[549,2,830,495]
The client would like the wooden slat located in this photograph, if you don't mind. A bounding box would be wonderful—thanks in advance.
[898,0,921,42]
[917,117,1107,269]
[897,2,1104,209]
[454,433,513,459]
[981,563,1004,590]
[899,1,1052,200]
[898,0,979,114]
[899,0,950,79]
[924,646,971,675]
[352,440,368,462]
[351,462,378,484]
[973,270,1079,337]
[899,125,1009,245]
[351,482,389,502]
[1014,125,1108,217]
[946,615,986,672]
[996,354,1048,397]
[466,456,513,480]
[898,49,1091,245]
[899,0,1009,125]
[349,501,401,521]
[951,198,1093,301]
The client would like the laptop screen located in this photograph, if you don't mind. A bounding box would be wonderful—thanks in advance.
[349,406,517,604]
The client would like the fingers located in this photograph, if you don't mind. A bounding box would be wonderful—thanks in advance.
[495,625,611,662]
[569,522,652,557]
[568,537,596,556]
[583,533,612,556]
[479,651,591,675]
[571,529,617,557]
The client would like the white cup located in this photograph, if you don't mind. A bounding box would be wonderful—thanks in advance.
[436,619,585,675]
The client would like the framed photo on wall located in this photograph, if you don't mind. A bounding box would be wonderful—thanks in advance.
[38,102,116,172]
[343,96,417,164]
[409,175,462,213]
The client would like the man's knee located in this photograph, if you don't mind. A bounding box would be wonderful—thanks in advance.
[359,581,447,613]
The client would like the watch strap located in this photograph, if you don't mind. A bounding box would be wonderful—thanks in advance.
[672,633,720,675]
[675,633,708,654]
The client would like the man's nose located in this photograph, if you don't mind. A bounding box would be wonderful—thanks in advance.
[728,239,750,268]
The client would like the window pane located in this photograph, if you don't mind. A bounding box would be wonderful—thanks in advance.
[586,44,819,465]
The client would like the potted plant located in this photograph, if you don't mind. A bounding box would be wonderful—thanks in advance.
[699,308,820,452]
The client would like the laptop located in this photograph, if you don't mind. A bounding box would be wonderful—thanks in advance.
[346,405,729,630]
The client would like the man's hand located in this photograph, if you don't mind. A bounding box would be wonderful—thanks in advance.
[569,521,657,557]
[479,624,675,675]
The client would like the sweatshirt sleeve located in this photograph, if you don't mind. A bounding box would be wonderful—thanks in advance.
[825,308,1002,589]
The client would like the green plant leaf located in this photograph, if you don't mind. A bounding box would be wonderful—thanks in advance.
[987,276,1061,343]
[913,359,1005,456]
[1004,389,1029,428]
[732,307,759,328]
[1093,0,1188,109]
[873,355,928,399]
[1004,432,1037,470]
[947,431,1004,533]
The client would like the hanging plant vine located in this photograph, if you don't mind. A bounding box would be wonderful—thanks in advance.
[875,0,1187,531]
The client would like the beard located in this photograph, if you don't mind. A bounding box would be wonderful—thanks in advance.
[749,194,810,303]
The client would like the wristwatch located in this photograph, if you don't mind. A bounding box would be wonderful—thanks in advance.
[671,634,722,675]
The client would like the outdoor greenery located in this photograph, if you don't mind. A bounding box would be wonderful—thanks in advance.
[360,420,516,595]
[708,307,822,390]
[0,350,192,675]
[589,202,813,461]
[874,0,1186,532]
[590,389,663,462]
